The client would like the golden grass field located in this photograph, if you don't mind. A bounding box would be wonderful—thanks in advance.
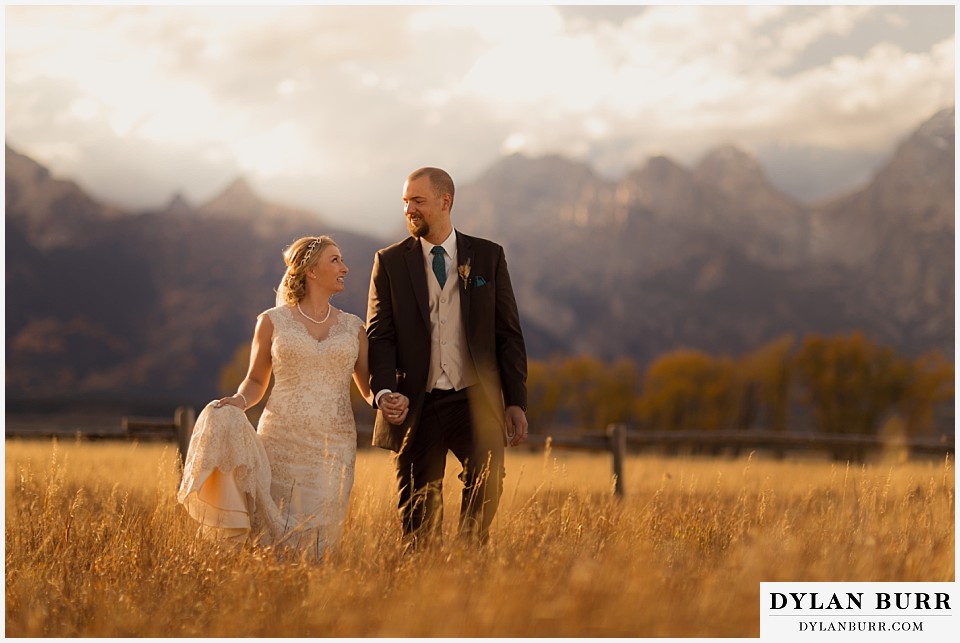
[4,438,955,637]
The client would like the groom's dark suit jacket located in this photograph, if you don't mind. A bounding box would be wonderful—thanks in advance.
[366,231,527,453]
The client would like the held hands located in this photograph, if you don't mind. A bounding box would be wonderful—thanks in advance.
[379,392,410,426]
[505,405,528,447]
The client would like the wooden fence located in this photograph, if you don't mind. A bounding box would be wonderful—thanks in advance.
[122,406,196,468]
[7,409,954,500]
[109,415,960,496]
[118,411,631,496]
[618,429,955,460]
[523,425,628,497]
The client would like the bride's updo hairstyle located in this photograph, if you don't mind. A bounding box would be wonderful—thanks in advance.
[277,235,337,306]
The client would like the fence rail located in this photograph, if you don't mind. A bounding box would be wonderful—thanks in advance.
[122,407,196,467]
[522,424,628,497]
[7,410,953,499]
[618,429,954,458]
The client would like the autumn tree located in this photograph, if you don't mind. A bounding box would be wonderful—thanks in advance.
[636,349,739,432]
[525,355,640,431]
[737,335,795,432]
[899,350,954,437]
[526,358,565,430]
[553,354,608,428]
[793,332,911,436]
[603,357,642,428]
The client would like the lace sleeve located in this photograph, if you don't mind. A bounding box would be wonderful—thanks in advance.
[341,311,365,337]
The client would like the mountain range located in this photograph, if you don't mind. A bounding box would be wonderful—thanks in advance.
[5,107,954,412]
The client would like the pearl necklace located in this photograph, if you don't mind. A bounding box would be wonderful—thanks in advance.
[297,302,331,324]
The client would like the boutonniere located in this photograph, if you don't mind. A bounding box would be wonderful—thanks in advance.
[457,258,472,289]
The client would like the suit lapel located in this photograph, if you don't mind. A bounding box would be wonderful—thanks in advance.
[456,231,473,329]
[404,238,431,327]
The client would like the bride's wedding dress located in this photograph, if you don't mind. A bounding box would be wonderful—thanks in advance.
[177,305,363,558]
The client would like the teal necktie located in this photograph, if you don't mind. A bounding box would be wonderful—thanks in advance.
[431,246,447,288]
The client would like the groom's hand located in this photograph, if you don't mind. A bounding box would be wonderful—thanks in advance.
[380,393,409,426]
[505,406,528,446]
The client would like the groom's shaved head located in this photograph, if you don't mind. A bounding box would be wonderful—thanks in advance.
[408,167,455,209]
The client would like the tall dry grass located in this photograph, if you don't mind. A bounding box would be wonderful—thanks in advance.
[5,438,954,637]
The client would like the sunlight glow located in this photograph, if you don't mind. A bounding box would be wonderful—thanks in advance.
[501,132,528,155]
[235,122,327,179]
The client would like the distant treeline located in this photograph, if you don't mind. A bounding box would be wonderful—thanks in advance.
[221,331,953,438]
[527,332,953,437]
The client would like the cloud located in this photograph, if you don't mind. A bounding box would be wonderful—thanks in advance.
[770,5,875,68]
[4,5,954,235]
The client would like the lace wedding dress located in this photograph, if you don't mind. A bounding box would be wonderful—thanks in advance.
[177,305,362,558]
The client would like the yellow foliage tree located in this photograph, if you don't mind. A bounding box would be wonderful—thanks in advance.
[899,350,954,437]
[525,355,640,431]
[556,354,608,429]
[737,335,795,432]
[526,358,564,431]
[793,332,911,435]
[603,357,641,428]
[557,355,641,430]
[636,349,739,432]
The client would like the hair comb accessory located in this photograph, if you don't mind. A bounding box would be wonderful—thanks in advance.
[298,237,322,268]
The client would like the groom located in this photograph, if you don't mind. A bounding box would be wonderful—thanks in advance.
[366,166,528,547]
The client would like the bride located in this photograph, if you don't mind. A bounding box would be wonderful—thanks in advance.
[177,235,409,558]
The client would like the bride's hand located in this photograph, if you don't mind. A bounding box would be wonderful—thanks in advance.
[213,394,246,410]
[382,393,409,425]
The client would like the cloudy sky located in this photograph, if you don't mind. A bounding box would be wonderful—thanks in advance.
[5,3,954,237]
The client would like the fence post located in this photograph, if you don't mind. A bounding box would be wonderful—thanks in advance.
[174,406,196,470]
[607,423,627,499]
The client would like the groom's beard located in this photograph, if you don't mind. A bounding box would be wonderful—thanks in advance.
[407,219,429,239]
